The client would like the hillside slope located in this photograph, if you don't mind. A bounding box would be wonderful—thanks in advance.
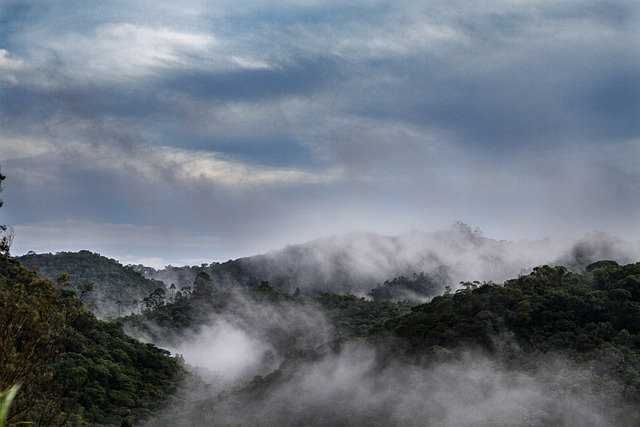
[17,250,166,318]
[141,224,640,296]
[0,255,185,426]
[131,261,640,426]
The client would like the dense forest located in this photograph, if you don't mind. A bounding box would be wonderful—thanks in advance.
[5,247,640,425]
[0,254,186,426]
[17,251,166,319]
[117,261,640,426]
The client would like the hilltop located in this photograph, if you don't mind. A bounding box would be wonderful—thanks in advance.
[139,224,640,296]
[17,250,165,318]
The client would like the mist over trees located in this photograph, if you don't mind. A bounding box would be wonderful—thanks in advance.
[135,223,640,301]
[5,241,640,425]
[5,172,640,427]
[128,261,640,426]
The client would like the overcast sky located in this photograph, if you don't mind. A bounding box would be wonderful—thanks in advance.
[1,0,639,267]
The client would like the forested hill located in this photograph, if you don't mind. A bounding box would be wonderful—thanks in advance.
[138,224,640,296]
[128,261,640,426]
[0,255,185,426]
[5,243,640,425]
[17,250,165,318]
[14,226,640,315]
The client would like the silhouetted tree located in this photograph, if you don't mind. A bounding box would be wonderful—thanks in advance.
[192,272,216,299]
[0,168,13,255]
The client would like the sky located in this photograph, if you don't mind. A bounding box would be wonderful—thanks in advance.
[1,0,639,267]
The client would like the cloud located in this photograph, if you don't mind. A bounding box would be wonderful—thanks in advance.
[1,0,639,264]
[167,319,272,386]
[128,288,332,392]
[0,49,24,83]
[146,343,631,426]
[54,24,217,81]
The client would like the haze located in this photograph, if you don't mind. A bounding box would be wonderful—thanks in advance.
[1,0,639,266]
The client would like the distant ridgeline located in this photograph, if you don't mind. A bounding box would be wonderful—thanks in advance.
[135,227,640,301]
[17,250,166,318]
[132,258,449,304]
[16,226,640,317]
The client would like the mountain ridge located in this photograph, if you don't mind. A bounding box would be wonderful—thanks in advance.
[140,224,640,296]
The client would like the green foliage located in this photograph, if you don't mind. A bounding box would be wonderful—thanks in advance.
[191,271,216,299]
[143,287,167,311]
[386,263,640,417]
[369,271,445,303]
[16,251,166,318]
[313,293,412,340]
[0,385,20,427]
[10,221,640,427]
[0,256,185,426]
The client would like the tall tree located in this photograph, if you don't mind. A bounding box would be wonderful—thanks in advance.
[0,168,13,255]
[192,271,216,299]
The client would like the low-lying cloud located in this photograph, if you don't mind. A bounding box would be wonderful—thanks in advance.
[127,289,332,392]
[229,225,640,296]
[147,343,633,426]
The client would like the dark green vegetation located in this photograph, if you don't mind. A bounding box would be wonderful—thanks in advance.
[0,255,186,426]
[129,261,640,426]
[394,264,640,356]
[369,270,448,303]
[17,251,166,319]
[5,248,640,425]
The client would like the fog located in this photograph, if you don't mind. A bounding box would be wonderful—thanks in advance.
[129,225,640,426]
[144,224,640,297]
[251,226,640,295]
[169,319,271,387]
[126,288,332,393]
[144,342,632,426]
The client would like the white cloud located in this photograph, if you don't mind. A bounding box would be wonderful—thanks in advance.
[0,136,57,161]
[13,121,341,189]
[88,139,341,188]
[0,49,24,83]
[230,55,273,70]
[61,24,217,80]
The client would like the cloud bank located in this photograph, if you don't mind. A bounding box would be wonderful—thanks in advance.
[1,0,639,263]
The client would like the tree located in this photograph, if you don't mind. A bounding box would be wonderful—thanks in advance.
[0,169,184,425]
[0,168,13,256]
[143,287,166,311]
[0,261,77,424]
[192,272,216,299]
